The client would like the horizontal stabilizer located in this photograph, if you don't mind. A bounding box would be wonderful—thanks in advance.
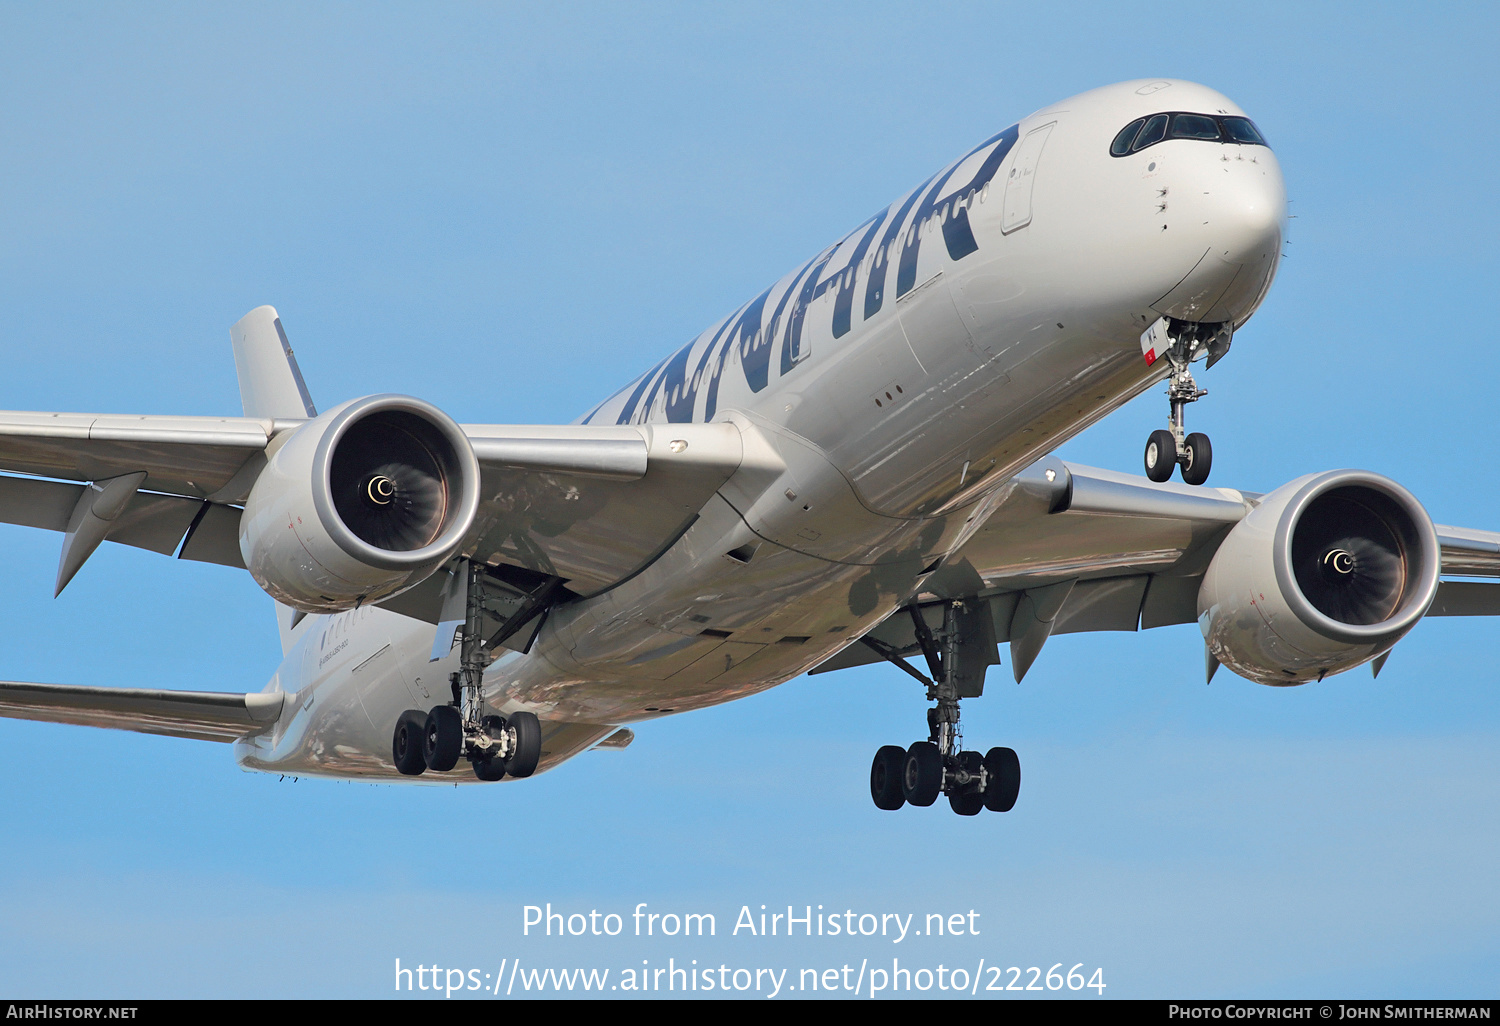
[0,680,283,743]
[593,728,635,750]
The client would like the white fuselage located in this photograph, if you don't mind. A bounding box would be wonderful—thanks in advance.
[235,79,1286,781]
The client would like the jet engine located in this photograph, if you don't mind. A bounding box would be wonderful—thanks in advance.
[239,394,480,612]
[1198,470,1439,685]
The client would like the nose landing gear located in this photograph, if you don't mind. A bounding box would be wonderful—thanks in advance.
[1140,318,1230,486]
[865,600,1021,816]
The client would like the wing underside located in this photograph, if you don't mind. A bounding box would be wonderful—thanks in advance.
[816,459,1500,679]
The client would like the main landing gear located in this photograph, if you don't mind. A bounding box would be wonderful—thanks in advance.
[866,600,1021,816]
[1141,318,1231,487]
[390,560,542,781]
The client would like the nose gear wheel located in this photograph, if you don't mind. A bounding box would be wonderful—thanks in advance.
[1141,318,1229,485]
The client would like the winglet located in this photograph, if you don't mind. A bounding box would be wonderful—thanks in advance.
[230,306,317,420]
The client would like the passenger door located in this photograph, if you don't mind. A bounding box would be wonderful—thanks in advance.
[1001,122,1055,234]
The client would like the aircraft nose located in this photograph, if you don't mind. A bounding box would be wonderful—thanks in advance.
[1215,166,1284,264]
[1152,154,1286,324]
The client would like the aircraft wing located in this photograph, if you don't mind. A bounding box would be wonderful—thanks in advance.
[0,680,284,742]
[459,421,747,597]
[0,409,751,600]
[814,457,1500,681]
[0,411,281,498]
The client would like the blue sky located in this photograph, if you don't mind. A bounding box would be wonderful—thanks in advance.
[0,1,1497,999]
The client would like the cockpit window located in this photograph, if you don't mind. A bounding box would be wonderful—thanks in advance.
[1133,114,1169,151]
[1109,112,1269,156]
[1168,113,1220,140]
[1110,118,1145,156]
[1220,117,1267,146]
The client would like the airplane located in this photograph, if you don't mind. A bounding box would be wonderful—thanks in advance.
[3,78,1498,816]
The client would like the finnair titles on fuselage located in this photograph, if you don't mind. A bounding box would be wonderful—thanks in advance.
[584,121,1022,435]
[583,79,1278,519]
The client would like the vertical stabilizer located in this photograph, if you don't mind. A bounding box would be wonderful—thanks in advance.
[230,306,317,419]
[232,306,318,651]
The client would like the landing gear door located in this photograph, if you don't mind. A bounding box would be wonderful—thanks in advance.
[1001,122,1055,235]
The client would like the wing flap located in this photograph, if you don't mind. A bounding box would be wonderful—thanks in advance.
[105,492,204,555]
[0,474,79,531]
[0,681,283,743]
[1140,574,1204,628]
[1051,575,1149,635]
[1427,580,1500,616]
[176,502,246,568]
[0,475,235,563]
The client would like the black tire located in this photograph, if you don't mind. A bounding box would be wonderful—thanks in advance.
[471,756,507,781]
[949,792,984,816]
[870,745,907,811]
[392,710,428,776]
[949,751,984,815]
[506,711,542,778]
[1144,429,1176,482]
[982,746,1021,812]
[902,741,943,807]
[1181,432,1212,485]
[470,716,510,780]
[423,705,463,772]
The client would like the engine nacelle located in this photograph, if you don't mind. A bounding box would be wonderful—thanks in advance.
[239,394,480,612]
[1198,470,1439,685]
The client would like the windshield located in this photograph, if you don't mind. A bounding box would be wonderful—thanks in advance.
[1109,112,1269,156]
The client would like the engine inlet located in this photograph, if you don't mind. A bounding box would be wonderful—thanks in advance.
[328,408,464,553]
[1290,486,1419,627]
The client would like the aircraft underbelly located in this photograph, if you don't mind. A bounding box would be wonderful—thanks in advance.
[499,491,937,723]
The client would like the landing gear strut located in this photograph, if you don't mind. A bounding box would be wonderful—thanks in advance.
[390,560,543,780]
[866,600,1021,815]
[1141,318,1231,486]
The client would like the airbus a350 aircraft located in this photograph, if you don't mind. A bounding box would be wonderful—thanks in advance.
[3,79,1498,815]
